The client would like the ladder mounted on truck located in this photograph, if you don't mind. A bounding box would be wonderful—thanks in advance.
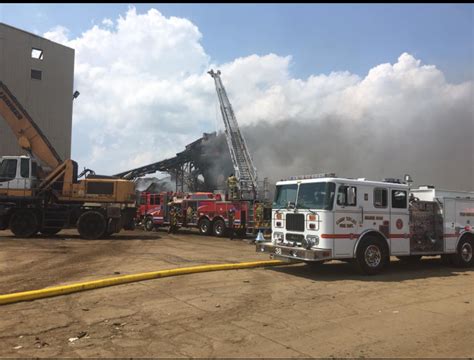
[208,69,258,200]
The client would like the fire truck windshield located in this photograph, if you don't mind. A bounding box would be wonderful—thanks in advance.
[297,182,336,210]
[273,184,297,209]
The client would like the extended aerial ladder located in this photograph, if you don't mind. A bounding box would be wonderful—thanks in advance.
[208,70,259,200]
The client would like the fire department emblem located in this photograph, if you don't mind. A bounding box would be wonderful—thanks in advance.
[396,219,403,229]
[336,216,357,229]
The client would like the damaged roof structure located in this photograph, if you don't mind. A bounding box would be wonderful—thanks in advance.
[114,132,233,192]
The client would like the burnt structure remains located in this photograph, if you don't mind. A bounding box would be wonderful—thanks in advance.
[114,132,233,192]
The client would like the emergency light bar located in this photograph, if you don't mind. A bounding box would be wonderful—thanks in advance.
[282,173,336,181]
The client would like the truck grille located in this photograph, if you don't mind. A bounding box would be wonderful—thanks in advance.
[286,213,304,232]
[286,233,305,242]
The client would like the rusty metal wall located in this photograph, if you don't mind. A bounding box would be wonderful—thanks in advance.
[0,23,74,160]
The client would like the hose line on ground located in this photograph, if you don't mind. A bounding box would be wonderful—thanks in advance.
[0,259,286,306]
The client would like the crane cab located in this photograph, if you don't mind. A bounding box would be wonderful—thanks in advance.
[0,155,38,191]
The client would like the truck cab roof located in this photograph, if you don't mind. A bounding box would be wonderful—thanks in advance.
[276,176,409,190]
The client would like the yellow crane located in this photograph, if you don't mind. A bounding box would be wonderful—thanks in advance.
[0,81,136,239]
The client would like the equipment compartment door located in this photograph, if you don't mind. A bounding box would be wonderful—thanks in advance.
[444,199,457,252]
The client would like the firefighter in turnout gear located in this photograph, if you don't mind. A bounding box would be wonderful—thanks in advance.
[186,205,194,225]
[255,201,264,229]
[168,206,179,234]
[227,173,239,200]
[228,208,236,240]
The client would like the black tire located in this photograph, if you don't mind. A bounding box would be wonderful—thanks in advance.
[198,218,211,235]
[396,255,422,264]
[356,236,388,275]
[77,211,106,240]
[39,228,62,236]
[9,210,39,238]
[0,216,8,231]
[452,236,473,268]
[144,217,154,232]
[213,219,226,237]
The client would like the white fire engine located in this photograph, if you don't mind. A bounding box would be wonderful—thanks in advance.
[256,173,474,274]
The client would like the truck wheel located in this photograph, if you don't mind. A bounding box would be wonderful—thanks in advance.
[144,217,154,231]
[452,236,473,268]
[356,236,388,275]
[40,228,62,236]
[77,211,106,240]
[198,218,211,235]
[9,210,39,238]
[213,219,226,237]
[396,255,422,264]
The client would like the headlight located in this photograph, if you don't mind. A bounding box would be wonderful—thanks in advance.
[302,235,319,249]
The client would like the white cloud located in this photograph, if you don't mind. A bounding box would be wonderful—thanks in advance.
[43,7,472,190]
[43,25,69,44]
[102,18,113,27]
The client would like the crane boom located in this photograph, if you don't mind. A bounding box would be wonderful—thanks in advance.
[208,70,258,199]
[0,81,62,170]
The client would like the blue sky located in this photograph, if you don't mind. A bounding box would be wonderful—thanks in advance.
[1,3,472,82]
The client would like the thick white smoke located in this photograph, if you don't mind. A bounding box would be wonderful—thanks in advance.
[43,7,473,191]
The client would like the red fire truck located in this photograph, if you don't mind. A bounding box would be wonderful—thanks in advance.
[136,191,162,225]
[139,191,271,237]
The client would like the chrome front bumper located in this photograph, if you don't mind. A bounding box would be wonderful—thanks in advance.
[256,242,332,262]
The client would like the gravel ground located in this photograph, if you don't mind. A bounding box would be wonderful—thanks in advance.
[0,228,472,358]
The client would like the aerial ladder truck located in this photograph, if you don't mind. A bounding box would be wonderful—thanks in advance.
[0,81,136,239]
[208,69,271,235]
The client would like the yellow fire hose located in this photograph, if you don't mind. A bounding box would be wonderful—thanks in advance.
[0,260,286,306]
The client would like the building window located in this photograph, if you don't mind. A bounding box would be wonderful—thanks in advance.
[31,69,42,80]
[31,48,44,60]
